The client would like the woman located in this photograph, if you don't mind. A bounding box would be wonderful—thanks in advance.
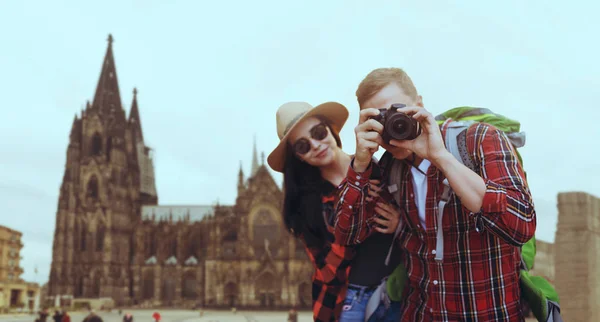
[267,102,402,322]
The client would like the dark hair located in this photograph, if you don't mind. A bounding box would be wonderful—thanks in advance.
[282,119,341,248]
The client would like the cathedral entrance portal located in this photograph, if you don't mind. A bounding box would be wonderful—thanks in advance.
[258,292,276,307]
[224,282,238,307]
[255,271,277,308]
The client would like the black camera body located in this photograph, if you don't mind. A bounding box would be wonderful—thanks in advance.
[370,103,421,143]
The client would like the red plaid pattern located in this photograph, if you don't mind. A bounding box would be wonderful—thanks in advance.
[303,194,355,322]
[334,120,536,321]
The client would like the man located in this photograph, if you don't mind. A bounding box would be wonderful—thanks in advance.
[334,68,536,321]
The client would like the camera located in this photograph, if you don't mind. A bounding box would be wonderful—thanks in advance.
[370,103,421,143]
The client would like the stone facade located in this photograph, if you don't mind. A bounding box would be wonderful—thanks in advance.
[529,240,554,282]
[554,192,600,322]
[47,35,313,309]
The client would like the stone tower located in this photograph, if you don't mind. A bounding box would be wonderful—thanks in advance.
[555,192,600,322]
[48,34,158,305]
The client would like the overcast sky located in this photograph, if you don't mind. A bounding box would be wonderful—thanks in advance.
[1,0,599,285]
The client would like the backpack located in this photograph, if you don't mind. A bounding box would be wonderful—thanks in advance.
[380,106,562,322]
[435,106,562,322]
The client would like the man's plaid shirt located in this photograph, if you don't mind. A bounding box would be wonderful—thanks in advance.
[334,120,536,321]
[303,189,355,322]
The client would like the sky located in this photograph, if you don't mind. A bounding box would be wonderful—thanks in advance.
[1,0,599,285]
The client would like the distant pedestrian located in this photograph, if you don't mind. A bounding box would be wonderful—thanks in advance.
[83,308,103,322]
[38,308,49,322]
[52,310,62,322]
[122,313,133,322]
[287,307,298,322]
[61,310,70,322]
[152,311,161,322]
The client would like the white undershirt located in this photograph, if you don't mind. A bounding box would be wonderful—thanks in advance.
[410,159,431,228]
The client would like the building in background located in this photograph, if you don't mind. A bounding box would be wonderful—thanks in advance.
[47,35,313,310]
[529,240,554,283]
[524,192,600,322]
[554,192,600,322]
[0,225,40,312]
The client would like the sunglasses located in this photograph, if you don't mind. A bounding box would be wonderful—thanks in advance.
[292,123,329,155]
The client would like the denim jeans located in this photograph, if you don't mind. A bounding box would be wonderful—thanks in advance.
[339,284,402,322]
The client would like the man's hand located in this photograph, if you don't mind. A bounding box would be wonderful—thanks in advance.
[389,106,449,166]
[354,108,384,172]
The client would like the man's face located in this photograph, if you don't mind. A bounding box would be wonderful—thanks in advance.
[361,82,423,159]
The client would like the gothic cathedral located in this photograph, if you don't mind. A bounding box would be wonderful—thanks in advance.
[47,35,314,309]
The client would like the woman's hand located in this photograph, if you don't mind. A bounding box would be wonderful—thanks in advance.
[373,202,400,234]
[366,179,400,234]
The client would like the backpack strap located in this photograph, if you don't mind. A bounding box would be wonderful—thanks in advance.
[367,153,405,321]
[377,151,404,266]
[378,151,406,266]
[444,120,477,172]
[433,121,476,261]
[385,211,403,266]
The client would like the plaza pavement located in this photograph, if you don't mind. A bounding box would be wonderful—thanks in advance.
[0,310,539,322]
[0,309,313,322]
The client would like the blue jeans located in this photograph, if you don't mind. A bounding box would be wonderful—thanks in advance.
[339,284,402,322]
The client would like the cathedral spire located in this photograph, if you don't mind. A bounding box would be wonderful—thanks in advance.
[92,33,123,115]
[251,135,259,176]
[129,87,144,142]
[69,114,81,143]
[237,161,245,193]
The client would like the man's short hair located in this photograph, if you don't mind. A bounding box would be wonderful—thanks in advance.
[356,67,419,108]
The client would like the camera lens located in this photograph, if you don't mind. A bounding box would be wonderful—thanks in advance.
[385,113,415,140]
[391,118,409,133]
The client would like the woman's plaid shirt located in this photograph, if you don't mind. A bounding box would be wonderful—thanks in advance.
[333,120,536,321]
[302,188,356,322]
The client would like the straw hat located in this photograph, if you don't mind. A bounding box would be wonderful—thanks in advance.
[267,101,349,173]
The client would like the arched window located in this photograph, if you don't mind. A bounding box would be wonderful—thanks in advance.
[87,176,99,199]
[187,232,201,259]
[106,136,112,161]
[75,276,84,297]
[161,276,176,304]
[142,270,154,300]
[146,234,157,258]
[169,237,177,258]
[80,226,87,251]
[96,225,105,251]
[91,133,102,156]
[91,275,101,297]
[181,271,197,299]
[223,230,237,258]
[253,209,280,257]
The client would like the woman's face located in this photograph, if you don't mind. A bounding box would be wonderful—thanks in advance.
[288,116,338,168]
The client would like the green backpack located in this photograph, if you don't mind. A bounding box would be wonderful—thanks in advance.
[383,107,562,322]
